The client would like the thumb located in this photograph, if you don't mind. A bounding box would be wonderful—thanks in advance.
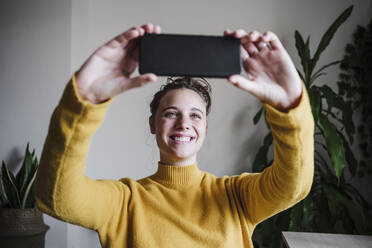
[228,74,260,97]
[125,73,158,90]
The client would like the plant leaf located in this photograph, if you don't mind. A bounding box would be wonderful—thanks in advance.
[308,87,322,122]
[301,196,314,232]
[289,201,304,231]
[318,113,345,181]
[297,69,305,83]
[295,31,310,85]
[343,183,372,212]
[311,61,341,83]
[310,73,327,86]
[1,161,21,208]
[18,145,34,200]
[252,132,273,172]
[256,218,275,247]
[324,184,367,234]
[15,143,29,190]
[318,85,355,143]
[253,107,264,125]
[21,168,37,208]
[312,5,353,74]
[336,129,358,177]
[310,60,341,86]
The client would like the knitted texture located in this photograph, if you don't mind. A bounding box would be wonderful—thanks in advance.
[35,75,314,248]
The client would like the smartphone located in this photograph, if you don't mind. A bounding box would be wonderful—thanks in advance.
[139,33,241,78]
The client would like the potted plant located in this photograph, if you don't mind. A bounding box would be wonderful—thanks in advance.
[0,143,49,248]
[251,5,372,247]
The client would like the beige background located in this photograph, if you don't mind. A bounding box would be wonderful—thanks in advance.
[1,0,371,247]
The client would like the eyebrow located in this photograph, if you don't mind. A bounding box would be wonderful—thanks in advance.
[162,106,204,115]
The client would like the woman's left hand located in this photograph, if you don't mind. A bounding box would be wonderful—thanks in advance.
[224,29,302,112]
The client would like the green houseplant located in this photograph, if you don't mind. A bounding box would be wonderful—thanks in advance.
[0,143,49,248]
[337,16,372,177]
[251,6,372,247]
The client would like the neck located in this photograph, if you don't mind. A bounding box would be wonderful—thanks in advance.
[151,161,202,186]
[159,154,197,167]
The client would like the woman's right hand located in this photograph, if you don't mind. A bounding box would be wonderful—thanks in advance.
[75,23,161,104]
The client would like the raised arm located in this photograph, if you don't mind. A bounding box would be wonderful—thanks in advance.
[35,24,161,230]
[239,85,314,225]
[223,29,314,225]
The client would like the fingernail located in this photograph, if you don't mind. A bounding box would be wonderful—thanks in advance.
[148,74,157,80]
[229,76,237,83]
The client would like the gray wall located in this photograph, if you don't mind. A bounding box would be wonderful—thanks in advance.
[1,0,371,247]
[0,0,71,247]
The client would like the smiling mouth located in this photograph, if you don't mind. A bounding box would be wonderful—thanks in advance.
[170,136,195,142]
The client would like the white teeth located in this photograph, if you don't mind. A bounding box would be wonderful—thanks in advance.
[173,136,191,142]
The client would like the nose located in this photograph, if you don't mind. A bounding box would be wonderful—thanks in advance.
[175,115,191,130]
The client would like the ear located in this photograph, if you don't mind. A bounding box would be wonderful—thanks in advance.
[149,116,155,134]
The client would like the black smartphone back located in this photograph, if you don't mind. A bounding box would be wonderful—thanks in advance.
[139,33,241,78]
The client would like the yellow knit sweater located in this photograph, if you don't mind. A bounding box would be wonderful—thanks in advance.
[35,75,314,248]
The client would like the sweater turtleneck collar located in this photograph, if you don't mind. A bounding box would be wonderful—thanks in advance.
[150,162,204,186]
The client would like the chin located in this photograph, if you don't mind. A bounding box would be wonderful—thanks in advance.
[173,152,195,160]
[168,149,196,161]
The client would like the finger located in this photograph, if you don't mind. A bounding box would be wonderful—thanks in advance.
[125,73,158,90]
[142,23,160,33]
[227,74,259,96]
[256,40,270,52]
[241,31,262,54]
[154,24,161,34]
[240,45,249,60]
[242,31,261,44]
[107,27,144,48]
[129,43,140,61]
[141,23,153,33]
[231,29,248,39]
[242,42,259,57]
[121,59,138,76]
[126,24,161,62]
[242,57,260,76]
[141,23,162,34]
[223,29,232,36]
[262,31,283,50]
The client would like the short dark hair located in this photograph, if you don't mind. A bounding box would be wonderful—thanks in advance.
[150,77,212,116]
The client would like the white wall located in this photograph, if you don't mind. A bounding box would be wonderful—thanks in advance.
[1,0,371,247]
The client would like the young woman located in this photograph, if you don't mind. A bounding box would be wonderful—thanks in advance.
[35,23,314,247]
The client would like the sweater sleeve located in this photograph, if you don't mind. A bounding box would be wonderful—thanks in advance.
[35,75,131,231]
[236,83,315,226]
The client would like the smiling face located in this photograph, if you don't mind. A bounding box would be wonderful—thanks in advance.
[150,88,208,165]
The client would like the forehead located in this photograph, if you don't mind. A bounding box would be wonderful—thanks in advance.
[158,89,206,111]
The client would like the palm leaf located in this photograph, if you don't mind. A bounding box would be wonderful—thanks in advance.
[336,129,358,177]
[324,184,367,234]
[310,60,341,86]
[297,69,305,82]
[318,85,355,143]
[253,107,264,125]
[301,196,314,232]
[311,6,353,75]
[295,31,310,84]
[308,87,322,122]
[318,113,345,181]
[289,200,304,231]
[252,132,273,172]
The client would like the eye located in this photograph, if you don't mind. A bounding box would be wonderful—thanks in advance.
[164,112,177,118]
[191,113,202,120]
